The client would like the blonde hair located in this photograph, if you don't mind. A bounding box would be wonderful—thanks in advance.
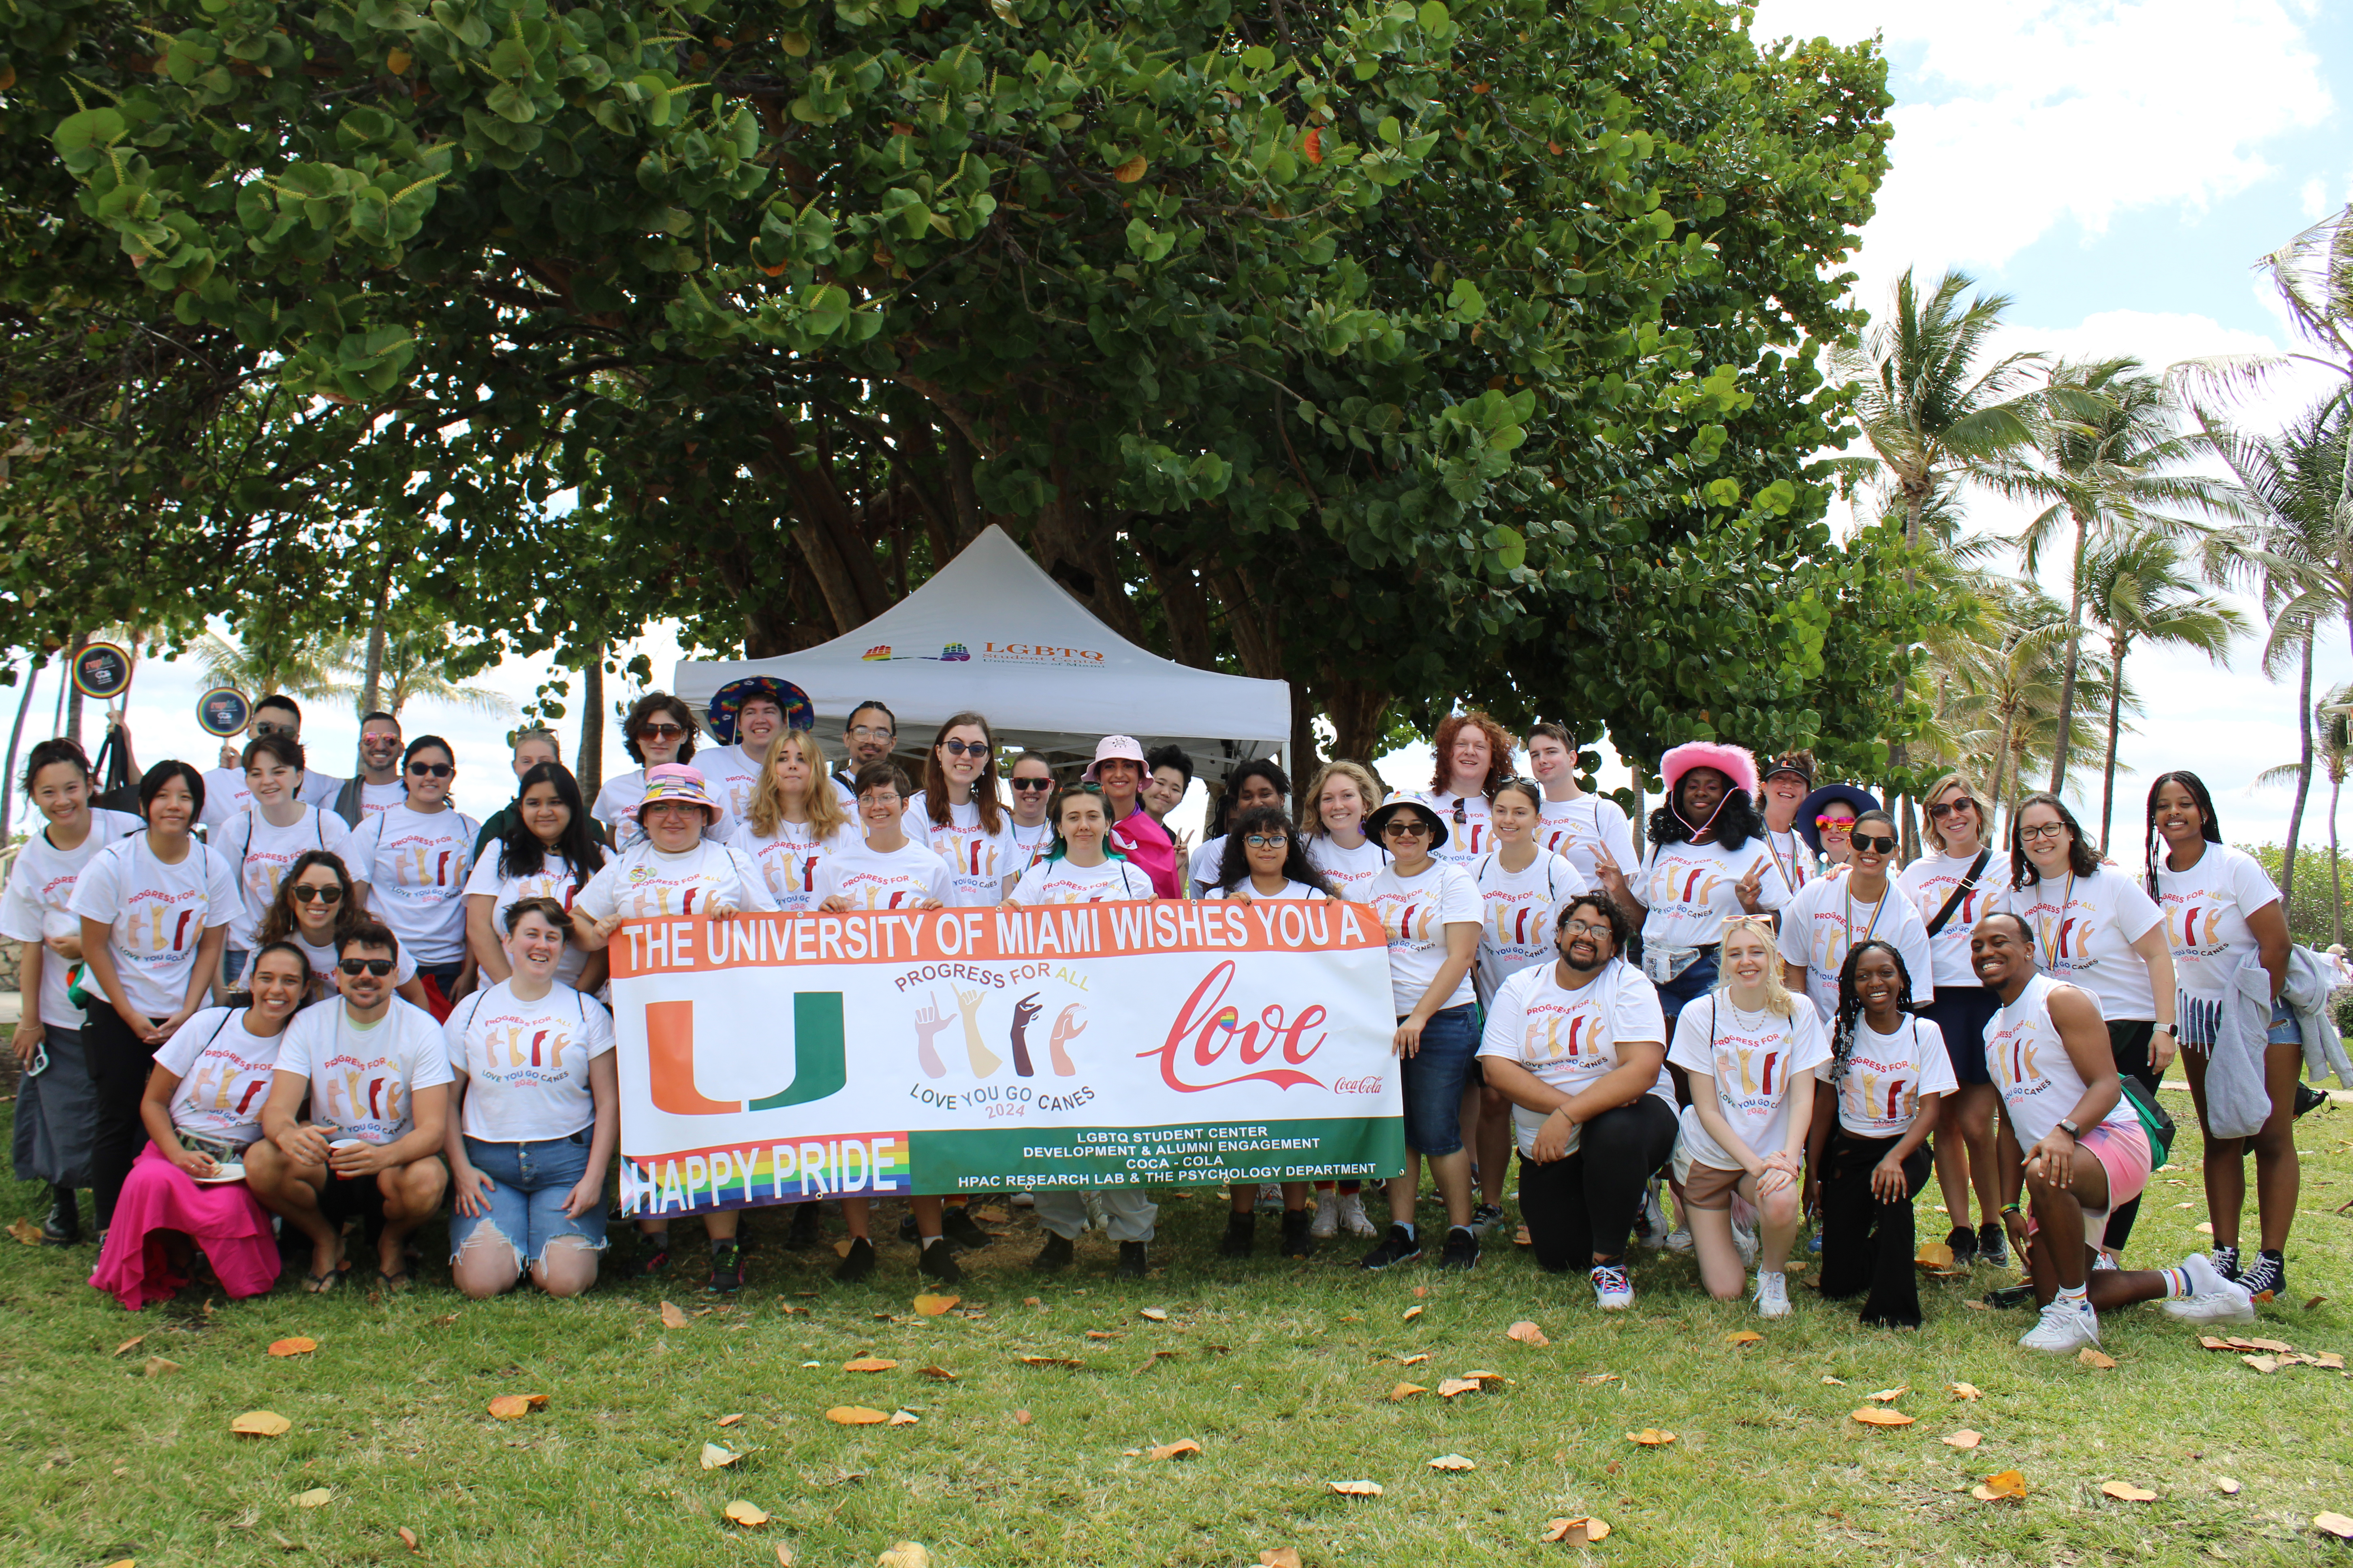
[1919,770,1985,855]
[1715,915,1798,1019]
[1299,760,1387,838]
[749,731,850,839]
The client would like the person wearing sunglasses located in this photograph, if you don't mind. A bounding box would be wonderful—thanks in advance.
[246,919,452,1294]
[1755,751,1817,897]
[211,732,354,993]
[1084,735,1180,898]
[1895,772,2010,1269]
[1,738,143,1248]
[830,701,900,802]
[1775,808,1933,1043]
[89,940,311,1309]
[329,711,410,828]
[259,849,433,1009]
[464,762,608,992]
[908,711,1018,907]
[1415,710,1518,867]
[1187,759,1291,900]
[593,692,736,851]
[999,751,1060,892]
[1357,798,1485,1272]
[339,736,481,1022]
[2002,791,2175,1268]
[199,694,346,830]
[1525,722,1639,886]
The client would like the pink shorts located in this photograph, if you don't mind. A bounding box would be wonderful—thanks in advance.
[2026,1118,2149,1238]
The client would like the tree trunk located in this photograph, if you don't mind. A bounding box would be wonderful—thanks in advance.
[1288,688,1320,791]
[358,555,393,717]
[2329,767,2344,950]
[65,631,88,750]
[2047,510,2090,792]
[2099,633,2127,853]
[1988,697,2018,840]
[1323,676,1390,764]
[0,659,39,843]
[577,649,606,791]
[2282,634,2315,911]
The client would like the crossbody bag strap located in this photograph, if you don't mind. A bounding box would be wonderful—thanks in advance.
[1923,848,1993,939]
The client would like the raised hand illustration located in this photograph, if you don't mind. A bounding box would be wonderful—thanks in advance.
[1008,993,1043,1077]
[1048,1004,1088,1077]
[954,986,1001,1076]
[912,992,952,1080]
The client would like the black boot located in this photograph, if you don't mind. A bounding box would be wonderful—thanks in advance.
[941,1205,994,1251]
[1117,1240,1149,1278]
[1032,1232,1076,1271]
[41,1187,81,1247]
[917,1237,963,1283]
[1280,1208,1315,1259]
[1217,1213,1256,1259]
[835,1236,878,1282]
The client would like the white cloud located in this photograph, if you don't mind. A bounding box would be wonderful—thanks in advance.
[2302,176,2331,219]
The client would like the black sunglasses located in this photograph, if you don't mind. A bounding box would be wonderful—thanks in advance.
[1010,777,1053,792]
[337,958,396,977]
[292,885,344,904]
[939,739,991,757]
[1382,820,1433,839]
[1927,797,1978,819]
[1851,833,1899,855]
[407,762,453,778]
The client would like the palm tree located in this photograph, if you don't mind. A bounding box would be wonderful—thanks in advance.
[2008,361,2238,791]
[192,629,351,706]
[2261,683,2353,947]
[327,629,511,721]
[2075,529,2249,847]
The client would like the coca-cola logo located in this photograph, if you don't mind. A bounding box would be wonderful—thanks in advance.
[1332,1076,1385,1094]
[1140,960,1329,1093]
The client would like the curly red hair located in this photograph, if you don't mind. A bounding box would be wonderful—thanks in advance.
[1429,710,1518,800]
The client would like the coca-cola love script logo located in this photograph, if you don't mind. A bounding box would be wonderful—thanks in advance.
[1140,960,1330,1093]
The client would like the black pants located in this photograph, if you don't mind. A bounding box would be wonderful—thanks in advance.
[1519,1096,1677,1270]
[84,1008,163,1231]
[1818,1125,1933,1328]
[2101,1020,2159,1253]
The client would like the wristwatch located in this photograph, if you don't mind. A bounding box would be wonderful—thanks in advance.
[2056,1118,2081,1139]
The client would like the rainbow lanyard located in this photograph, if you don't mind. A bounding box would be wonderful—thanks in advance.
[1842,879,1888,955]
[2035,870,2076,972]
[1769,829,1805,893]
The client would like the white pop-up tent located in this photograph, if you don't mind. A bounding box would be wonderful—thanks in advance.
[672,525,1290,781]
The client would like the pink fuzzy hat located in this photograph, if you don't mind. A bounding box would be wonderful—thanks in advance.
[1659,742,1759,799]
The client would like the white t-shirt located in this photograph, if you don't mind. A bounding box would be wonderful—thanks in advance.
[212,807,353,951]
[1896,848,2000,990]
[66,835,239,1018]
[1986,973,2136,1148]
[1203,877,1327,901]
[199,766,343,830]
[1004,821,1055,890]
[1305,835,1389,902]
[1188,835,1228,898]
[1009,855,1157,905]
[1758,826,1814,901]
[2152,844,2281,1001]
[1774,874,1936,1023]
[443,980,614,1142]
[1477,960,1673,1155]
[0,808,144,1028]
[810,838,953,911]
[694,744,768,826]
[358,779,408,819]
[293,932,418,1002]
[1471,851,1591,1006]
[1669,993,1831,1171]
[591,768,738,852]
[575,841,779,922]
[154,1005,288,1146]
[1415,790,1494,866]
[905,792,1018,908]
[1363,860,1482,1016]
[1634,836,1789,949]
[726,818,860,914]
[276,997,454,1146]
[1998,866,2164,1022]
[341,804,481,966]
[461,845,598,988]
[1820,1014,1958,1139]
[1535,794,1639,885]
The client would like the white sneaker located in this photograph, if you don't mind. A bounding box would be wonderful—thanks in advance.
[1753,1270,1792,1318]
[1335,1190,1380,1239]
[1637,1182,1668,1244]
[1591,1262,1635,1310]
[2163,1252,2257,1323]
[1732,1224,1759,1269]
[1309,1197,1340,1239]
[1661,1228,1695,1255]
[2017,1296,2100,1353]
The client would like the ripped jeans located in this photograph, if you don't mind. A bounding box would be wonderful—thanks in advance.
[448,1130,606,1268]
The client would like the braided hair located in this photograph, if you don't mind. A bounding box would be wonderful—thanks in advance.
[1829,938,1921,1084]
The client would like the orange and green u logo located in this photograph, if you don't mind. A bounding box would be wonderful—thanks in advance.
[645,994,848,1115]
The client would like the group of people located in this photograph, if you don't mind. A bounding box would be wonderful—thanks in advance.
[5,687,2342,1354]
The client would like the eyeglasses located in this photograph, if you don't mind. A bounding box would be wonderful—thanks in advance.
[1244,834,1288,850]
[337,958,396,977]
[407,762,453,778]
[1926,797,1978,819]
[2018,822,2067,842]
[292,885,344,905]
[939,739,991,757]
[1561,919,1610,938]
[637,722,687,741]
[642,800,702,816]
[1381,820,1432,839]
[850,725,895,741]
[1814,814,1856,830]
[1010,777,1053,792]
[1851,833,1898,855]
[254,720,297,738]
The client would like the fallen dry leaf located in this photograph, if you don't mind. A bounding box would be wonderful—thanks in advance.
[429,1312,457,1327]
[843,1358,898,1373]
[1437,1378,1482,1398]
[2244,1337,2293,1353]
[1867,1385,1909,1403]
[2306,1295,2327,1310]
[1915,1240,1955,1269]
[113,1335,146,1357]
[1725,1330,1764,1346]
[1139,1308,1169,1322]
[1577,1372,1621,1386]
[293,1488,332,1509]
[1626,1428,1676,1446]
[2313,1352,2347,1370]
[911,1294,959,1317]
[1085,1330,1115,1341]
[724,1500,771,1527]
[1851,1408,1916,1427]
[230,1410,292,1438]
[1390,1382,1428,1401]
[2199,1335,2233,1350]
[1972,1469,2028,1502]
[7,1218,41,1246]
[1943,1430,1984,1449]
[1462,1370,1504,1383]
[1328,1479,1384,1497]
[2101,1481,2158,1502]
[1394,1352,1430,1365]
[1542,1517,1612,1544]
[918,1365,957,1382]
[1411,1285,1429,1298]
[266,1337,317,1358]
[888,1410,919,1427]
[1505,1321,1550,1347]
[1259,1551,1303,1568]
[397,1526,420,1551]
[1947,1381,1982,1400]
[876,1545,933,1568]
[660,1301,690,1329]
[1403,1306,1424,1322]
[1962,1299,1990,1311]
[1013,1410,1032,1425]
[1016,1355,1083,1369]
[1426,1453,1477,1471]
[826,1406,889,1425]
[2078,1348,2118,1370]
[775,1547,795,1568]
[2316,1512,2353,1540]
[2243,1354,2283,1374]
[718,1413,745,1427]
[1148,1439,1201,1461]
[2195,1221,2214,1235]
[700,1443,745,1470]
[143,1357,181,1378]
[487,1393,549,1419]
[2217,1477,2242,1495]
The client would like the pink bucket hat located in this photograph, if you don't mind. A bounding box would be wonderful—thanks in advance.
[1659,742,1759,800]
[1083,734,1148,782]
[628,762,722,821]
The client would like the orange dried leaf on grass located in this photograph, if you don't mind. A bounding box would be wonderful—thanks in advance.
[826,1406,890,1425]
[112,1335,145,1357]
[844,1358,898,1373]
[2078,1348,2118,1370]
[2101,1481,2158,1502]
[1866,1385,1909,1402]
[2319,1513,2353,1540]
[1394,1352,1430,1365]
[1426,1453,1477,1471]
[1148,1439,1201,1461]
[1437,1378,1482,1399]
[2217,1477,2242,1495]
[718,1413,745,1427]
[1390,1382,1428,1401]
[266,1337,317,1357]
[724,1500,771,1527]
[231,1410,292,1437]
[701,1443,746,1469]
[1542,1516,1612,1544]
[1972,1469,2028,1502]
[1725,1330,1763,1346]
[1626,1428,1676,1446]
[1943,1430,1984,1449]
[1328,1479,1384,1497]
[1403,1306,1424,1322]
[1505,1321,1549,1346]
[1140,1308,1169,1322]
[888,1410,920,1427]
[912,1294,958,1317]
[1851,1408,1915,1427]
[1013,1410,1032,1425]
[397,1525,421,1551]
[660,1301,690,1329]
[1915,1241,1954,1269]
[918,1365,957,1382]
[1946,1382,1982,1400]
[486,1393,548,1419]
[1259,1551,1304,1568]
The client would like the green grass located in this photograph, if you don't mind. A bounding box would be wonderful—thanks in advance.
[5,1088,2353,1567]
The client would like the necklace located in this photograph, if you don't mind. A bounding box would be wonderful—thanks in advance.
[1768,827,1805,892]
[2034,870,2077,971]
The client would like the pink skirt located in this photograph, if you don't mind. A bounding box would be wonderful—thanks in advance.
[89,1143,283,1310]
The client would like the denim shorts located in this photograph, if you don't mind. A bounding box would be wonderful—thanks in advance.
[1400,1004,1481,1156]
[448,1129,606,1267]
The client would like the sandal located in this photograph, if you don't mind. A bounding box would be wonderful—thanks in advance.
[374,1267,415,1293]
[303,1267,342,1295]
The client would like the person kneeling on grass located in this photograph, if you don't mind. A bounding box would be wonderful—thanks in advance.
[1668,915,1828,1319]
[245,920,451,1293]
[1477,894,1676,1310]
[89,942,310,1309]
[1971,912,2255,1352]
[441,897,617,1299]
[1806,940,1952,1329]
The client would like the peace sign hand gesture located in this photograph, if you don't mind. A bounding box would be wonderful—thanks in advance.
[1735,859,1766,914]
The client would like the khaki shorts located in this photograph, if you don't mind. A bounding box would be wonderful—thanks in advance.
[1678,1159,1748,1212]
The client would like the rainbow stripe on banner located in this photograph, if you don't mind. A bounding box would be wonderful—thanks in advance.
[620,1130,911,1216]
